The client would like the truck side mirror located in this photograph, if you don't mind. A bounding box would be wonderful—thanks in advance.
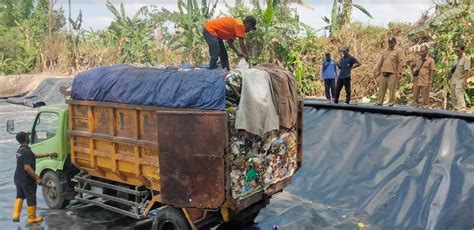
[7,120,15,134]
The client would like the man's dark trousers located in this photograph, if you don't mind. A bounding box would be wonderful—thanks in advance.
[334,78,351,104]
[202,28,229,70]
[15,183,37,206]
[324,79,336,100]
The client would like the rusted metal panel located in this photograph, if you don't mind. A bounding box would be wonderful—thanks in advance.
[71,104,89,131]
[93,107,113,135]
[296,99,304,169]
[156,110,228,155]
[160,153,225,208]
[265,177,292,197]
[157,110,228,209]
[139,111,157,142]
[115,108,138,139]
[228,191,264,212]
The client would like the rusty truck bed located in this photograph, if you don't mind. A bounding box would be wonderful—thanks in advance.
[68,99,303,212]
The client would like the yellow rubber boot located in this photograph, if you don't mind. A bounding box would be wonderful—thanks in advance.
[12,198,23,222]
[27,206,43,223]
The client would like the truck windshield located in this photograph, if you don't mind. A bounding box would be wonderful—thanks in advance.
[32,112,59,144]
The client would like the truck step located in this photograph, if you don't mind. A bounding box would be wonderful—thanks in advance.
[75,197,146,220]
[75,187,142,208]
[74,175,148,196]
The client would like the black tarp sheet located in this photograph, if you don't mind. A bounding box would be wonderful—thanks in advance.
[7,78,72,107]
[252,102,474,230]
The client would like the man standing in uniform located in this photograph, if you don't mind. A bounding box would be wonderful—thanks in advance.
[12,132,57,223]
[451,44,471,111]
[373,37,404,106]
[334,47,361,104]
[411,46,435,107]
[321,52,338,100]
[203,16,257,70]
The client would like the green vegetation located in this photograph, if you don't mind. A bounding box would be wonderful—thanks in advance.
[0,0,472,109]
[0,0,65,74]
[409,1,474,108]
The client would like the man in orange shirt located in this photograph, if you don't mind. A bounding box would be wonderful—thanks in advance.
[203,16,257,70]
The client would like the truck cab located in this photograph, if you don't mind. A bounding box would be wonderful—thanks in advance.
[7,104,78,209]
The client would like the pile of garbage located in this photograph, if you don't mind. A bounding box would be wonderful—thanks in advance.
[227,129,298,199]
[225,62,298,200]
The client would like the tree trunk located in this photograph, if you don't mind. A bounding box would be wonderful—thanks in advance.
[341,0,352,27]
[48,0,54,41]
[330,0,339,36]
[68,0,71,33]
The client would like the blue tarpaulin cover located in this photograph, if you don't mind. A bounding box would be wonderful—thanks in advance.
[71,64,226,110]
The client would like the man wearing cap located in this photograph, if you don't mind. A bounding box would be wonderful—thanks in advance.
[334,47,361,104]
[12,132,57,223]
[373,37,405,106]
[321,52,338,100]
[410,46,435,107]
[203,16,257,70]
[451,44,471,111]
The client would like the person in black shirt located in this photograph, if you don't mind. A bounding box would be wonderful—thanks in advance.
[334,47,361,104]
[12,132,57,223]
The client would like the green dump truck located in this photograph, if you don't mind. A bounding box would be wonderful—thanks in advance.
[7,99,303,229]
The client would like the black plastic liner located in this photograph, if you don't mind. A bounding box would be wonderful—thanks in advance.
[6,78,72,107]
[252,101,474,230]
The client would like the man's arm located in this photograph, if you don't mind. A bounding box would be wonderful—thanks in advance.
[321,63,324,80]
[373,53,383,77]
[352,58,361,69]
[462,58,471,87]
[429,59,435,86]
[397,50,405,78]
[463,67,470,87]
[227,40,243,57]
[238,38,249,60]
[24,164,41,184]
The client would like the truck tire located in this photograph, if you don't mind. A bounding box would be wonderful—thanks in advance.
[42,171,69,209]
[152,207,191,230]
[218,210,260,230]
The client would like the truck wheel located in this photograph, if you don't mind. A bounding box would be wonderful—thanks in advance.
[219,210,260,229]
[152,207,191,230]
[42,171,69,209]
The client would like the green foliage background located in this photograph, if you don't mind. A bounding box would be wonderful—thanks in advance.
[0,0,472,109]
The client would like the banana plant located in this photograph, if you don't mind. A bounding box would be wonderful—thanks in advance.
[106,0,153,63]
[150,0,218,63]
[323,0,372,36]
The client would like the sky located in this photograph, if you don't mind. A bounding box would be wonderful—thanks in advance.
[56,0,436,31]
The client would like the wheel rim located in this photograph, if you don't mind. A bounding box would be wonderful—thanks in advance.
[46,180,58,201]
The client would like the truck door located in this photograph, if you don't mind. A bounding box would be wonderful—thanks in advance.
[31,112,61,166]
